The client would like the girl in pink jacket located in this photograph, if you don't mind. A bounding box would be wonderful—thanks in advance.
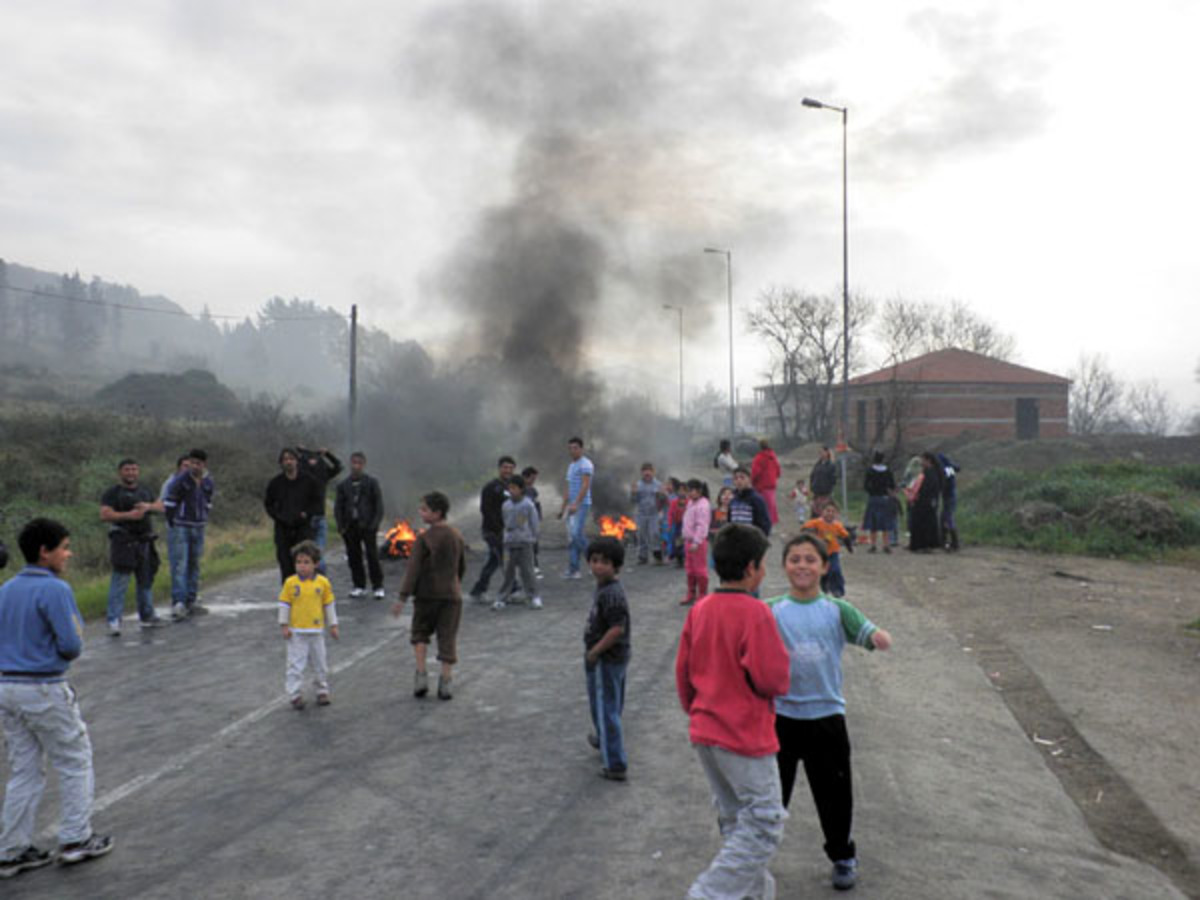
[681,479,712,605]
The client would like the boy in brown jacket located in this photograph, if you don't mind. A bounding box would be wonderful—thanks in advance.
[392,491,466,700]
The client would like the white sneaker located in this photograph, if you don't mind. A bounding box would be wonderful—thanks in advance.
[561,570,582,580]
[171,603,187,621]
[535,567,544,579]
[107,620,121,637]
[531,597,543,610]
[373,588,386,599]
[492,599,506,611]
[349,588,365,598]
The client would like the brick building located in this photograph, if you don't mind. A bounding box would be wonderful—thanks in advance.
[847,348,1069,444]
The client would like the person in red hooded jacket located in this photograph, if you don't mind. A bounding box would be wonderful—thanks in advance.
[750,439,782,525]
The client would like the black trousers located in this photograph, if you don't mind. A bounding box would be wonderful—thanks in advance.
[775,713,856,863]
[274,522,312,583]
[343,525,383,590]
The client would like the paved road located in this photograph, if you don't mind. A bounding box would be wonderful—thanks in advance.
[2,535,1186,899]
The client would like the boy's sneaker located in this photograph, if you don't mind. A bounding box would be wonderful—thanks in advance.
[492,599,506,611]
[414,671,429,698]
[373,588,386,600]
[530,596,543,610]
[437,676,453,700]
[107,620,121,637]
[316,692,331,706]
[171,603,187,621]
[58,834,114,866]
[832,858,857,891]
[349,587,365,598]
[534,567,544,579]
[0,846,52,878]
[599,767,627,782]
[290,695,306,711]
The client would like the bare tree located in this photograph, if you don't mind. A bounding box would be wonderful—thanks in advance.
[747,287,872,442]
[1068,353,1124,434]
[1123,380,1176,436]
[876,297,1015,362]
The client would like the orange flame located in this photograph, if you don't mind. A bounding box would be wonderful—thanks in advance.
[598,514,638,540]
[384,519,419,557]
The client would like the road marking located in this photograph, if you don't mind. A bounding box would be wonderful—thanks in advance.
[90,631,401,816]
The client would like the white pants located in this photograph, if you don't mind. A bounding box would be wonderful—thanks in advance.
[285,632,329,697]
[0,680,95,853]
[688,743,787,900]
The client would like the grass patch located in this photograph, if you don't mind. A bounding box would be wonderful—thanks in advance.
[57,524,274,621]
[958,462,1200,560]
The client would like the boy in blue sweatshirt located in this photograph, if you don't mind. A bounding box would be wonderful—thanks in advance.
[494,475,542,610]
[0,519,113,878]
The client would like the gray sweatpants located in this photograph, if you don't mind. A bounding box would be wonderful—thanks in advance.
[498,543,539,602]
[635,511,660,561]
[688,743,787,900]
[285,631,329,697]
[0,680,95,852]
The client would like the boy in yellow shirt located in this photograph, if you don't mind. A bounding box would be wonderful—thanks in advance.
[278,540,339,709]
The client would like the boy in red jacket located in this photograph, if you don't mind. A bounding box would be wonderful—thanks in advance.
[675,523,791,900]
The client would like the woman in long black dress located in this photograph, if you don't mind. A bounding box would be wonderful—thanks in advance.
[906,452,943,551]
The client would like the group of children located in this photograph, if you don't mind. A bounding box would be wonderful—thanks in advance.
[277,462,891,894]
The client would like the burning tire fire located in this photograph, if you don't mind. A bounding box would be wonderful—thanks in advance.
[381,520,420,559]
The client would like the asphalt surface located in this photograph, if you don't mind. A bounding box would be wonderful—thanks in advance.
[1,530,1187,899]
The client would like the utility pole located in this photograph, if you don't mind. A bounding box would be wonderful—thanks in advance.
[348,304,358,452]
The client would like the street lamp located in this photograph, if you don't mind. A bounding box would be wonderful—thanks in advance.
[703,247,735,438]
[802,96,850,514]
[662,304,684,420]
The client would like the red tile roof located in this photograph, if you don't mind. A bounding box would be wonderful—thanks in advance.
[850,348,1069,386]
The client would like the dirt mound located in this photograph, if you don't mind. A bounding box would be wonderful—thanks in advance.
[1014,501,1074,530]
[1087,492,1181,542]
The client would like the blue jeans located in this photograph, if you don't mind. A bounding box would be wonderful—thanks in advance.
[168,525,206,607]
[585,657,627,772]
[821,551,845,598]
[568,503,591,574]
[469,531,503,597]
[312,516,329,574]
[107,544,157,624]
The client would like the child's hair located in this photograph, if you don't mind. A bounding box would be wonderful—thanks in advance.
[732,466,750,478]
[586,536,625,571]
[685,478,709,498]
[822,501,839,513]
[521,466,538,478]
[782,532,829,565]
[508,474,526,491]
[18,517,70,564]
[291,539,321,563]
[641,461,654,472]
[423,491,450,518]
[711,523,769,582]
[668,477,681,491]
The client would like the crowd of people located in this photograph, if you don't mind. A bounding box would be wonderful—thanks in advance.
[2,432,923,894]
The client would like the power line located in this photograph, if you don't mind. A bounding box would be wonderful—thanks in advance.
[2,284,348,322]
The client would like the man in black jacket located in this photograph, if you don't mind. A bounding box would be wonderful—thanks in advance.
[334,451,385,599]
[264,448,323,582]
[467,455,515,603]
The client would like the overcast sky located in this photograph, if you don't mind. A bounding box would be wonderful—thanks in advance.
[2,0,1198,417]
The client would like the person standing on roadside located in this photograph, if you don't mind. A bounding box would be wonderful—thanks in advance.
[162,448,215,620]
[265,448,323,583]
[467,455,515,603]
[751,438,782,525]
[0,518,114,878]
[809,446,839,517]
[100,458,164,636]
[296,447,343,570]
[334,451,386,599]
[559,437,594,580]
[714,439,738,488]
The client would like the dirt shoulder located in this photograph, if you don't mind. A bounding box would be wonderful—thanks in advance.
[847,541,1200,897]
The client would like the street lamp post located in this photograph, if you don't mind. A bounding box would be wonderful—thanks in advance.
[703,247,735,438]
[802,96,850,514]
[662,304,684,420]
